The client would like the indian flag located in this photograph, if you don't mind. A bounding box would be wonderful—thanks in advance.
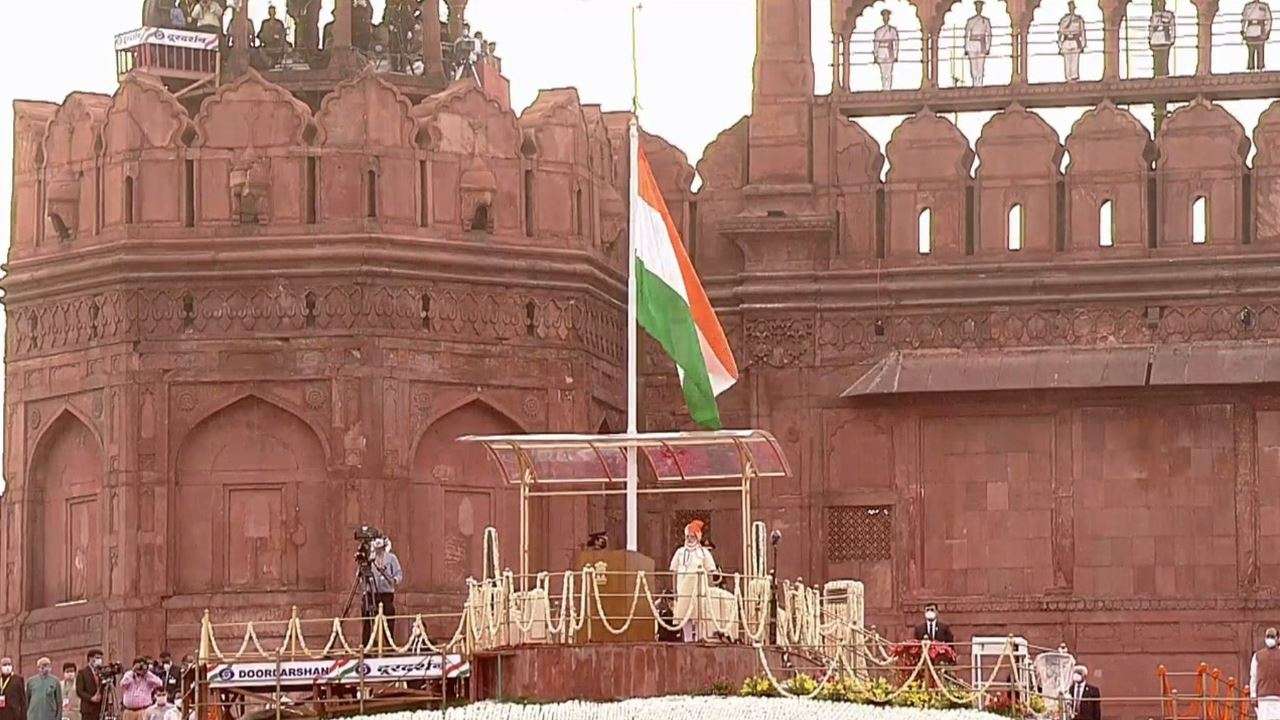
[631,144,739,429]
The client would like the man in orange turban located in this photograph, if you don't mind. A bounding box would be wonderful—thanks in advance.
[669,520,718,642]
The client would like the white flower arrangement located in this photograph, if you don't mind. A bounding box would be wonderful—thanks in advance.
[345,696,1011,720]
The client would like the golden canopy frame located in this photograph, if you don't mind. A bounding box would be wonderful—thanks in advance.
[456,430,793,577]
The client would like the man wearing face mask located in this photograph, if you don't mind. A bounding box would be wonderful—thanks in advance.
[142,691,178,720]
[73,653,101,720]
[913,603,955,644]
[1252,627,1280,719]
[148,655,178,704]
[26,658,61,720]
[1069,664,1101,720]
[58,665,78,720]
[0,658,25,720]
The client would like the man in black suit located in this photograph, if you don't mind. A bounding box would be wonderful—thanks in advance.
[150,653,180,703]
[912,603,955,644]
[1069,664,1102,720]
[74,651,103,720]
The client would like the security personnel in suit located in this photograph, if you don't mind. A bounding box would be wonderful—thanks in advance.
[912,603,956,644]
[1070,664,1103,720]
[74,652,102,720]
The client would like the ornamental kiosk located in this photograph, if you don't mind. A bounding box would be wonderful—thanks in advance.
[114,26,220,96]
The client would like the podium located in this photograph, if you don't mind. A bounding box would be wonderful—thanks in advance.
[575,549,656,643]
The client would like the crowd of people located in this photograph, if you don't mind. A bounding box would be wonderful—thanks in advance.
[139,0,492,78]
[0,651,191,720]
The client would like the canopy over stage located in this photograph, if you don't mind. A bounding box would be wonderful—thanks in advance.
[457,430,792,573]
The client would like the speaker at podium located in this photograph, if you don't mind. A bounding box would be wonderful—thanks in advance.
[575,549,656,643]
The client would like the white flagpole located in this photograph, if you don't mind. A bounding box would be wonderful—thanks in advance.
[626,2,642,553]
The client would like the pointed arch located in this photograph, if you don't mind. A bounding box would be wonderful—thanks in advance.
[174,391,334,470]
[408,397,526,591]
[173,394,330,594]
[27,409,106,608]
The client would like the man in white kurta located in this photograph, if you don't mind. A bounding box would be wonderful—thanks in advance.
[873,10,900,90]
[1243,0,1273,69]
[1148,1,1176,77]
[1252,627,1280,720]
[965,1,993,86]
[669,521,716,642]
[1058,1,1086,81]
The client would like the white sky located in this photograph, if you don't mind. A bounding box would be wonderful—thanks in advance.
[0,1,1274,486]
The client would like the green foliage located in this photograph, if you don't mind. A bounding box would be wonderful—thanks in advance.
[709,680,736,697]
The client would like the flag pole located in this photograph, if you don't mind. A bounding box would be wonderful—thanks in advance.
[626,1,642,553]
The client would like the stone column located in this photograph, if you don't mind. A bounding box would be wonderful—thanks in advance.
[420,0,444,82]
[925,21,943,89]
[1194,0,1218,75]
[226,0,253,75]
[749,0,815,187]
[334,0,354,48]
[1101,0,1124,80]
[446,0,469,40]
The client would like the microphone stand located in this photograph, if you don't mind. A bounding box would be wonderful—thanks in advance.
[769,531,781,646]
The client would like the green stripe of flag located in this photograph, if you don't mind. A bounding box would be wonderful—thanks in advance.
[635,257,723,430]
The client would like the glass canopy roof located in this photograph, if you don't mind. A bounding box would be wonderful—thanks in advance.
[456,430,791,486]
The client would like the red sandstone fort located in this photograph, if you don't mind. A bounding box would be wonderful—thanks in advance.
[5,0,1280,717]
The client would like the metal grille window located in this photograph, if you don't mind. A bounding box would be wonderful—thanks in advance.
[827,505,893,563]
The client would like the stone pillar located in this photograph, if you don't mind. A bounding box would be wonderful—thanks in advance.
[226,0,252,75]
[1101,0,1124,80]
[334,0,354,48]
[420,0,444,82]
[924,20,943,89]
[446,0,469,40]
[1194,0,1218,75]
[749,0,815,187]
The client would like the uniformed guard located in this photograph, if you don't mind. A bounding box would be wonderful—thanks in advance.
[1148,0,1176,77]
[873,9,900,90]
[1243,0,1273,69]
[965,0,993,85]
[1057,0,1086,81]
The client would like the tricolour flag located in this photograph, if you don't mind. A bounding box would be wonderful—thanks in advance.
[632,145,739,429]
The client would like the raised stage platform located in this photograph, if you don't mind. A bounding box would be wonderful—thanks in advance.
[471,643,791,702]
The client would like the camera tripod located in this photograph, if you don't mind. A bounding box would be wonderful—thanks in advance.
[341,559,396,645]
[100,678,121,720]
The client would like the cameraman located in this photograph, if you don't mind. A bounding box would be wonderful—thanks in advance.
[74,652,103,720]
[118,659,161,720]
[363,537,403,644]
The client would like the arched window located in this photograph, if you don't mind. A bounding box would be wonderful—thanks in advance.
[1192,196,1207,244]
[366,170,378,219]
[1007,204,1023,251]
[917,208,932,255]
[1098,200,1114,247]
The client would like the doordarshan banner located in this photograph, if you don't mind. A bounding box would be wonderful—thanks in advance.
[207,655,470,688]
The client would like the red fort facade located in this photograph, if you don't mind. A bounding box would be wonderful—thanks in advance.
[6,1,1280,716]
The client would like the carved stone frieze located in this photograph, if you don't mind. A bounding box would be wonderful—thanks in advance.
[816,301,1280,365]
[7,283,624,366]
[745,317,815,368]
